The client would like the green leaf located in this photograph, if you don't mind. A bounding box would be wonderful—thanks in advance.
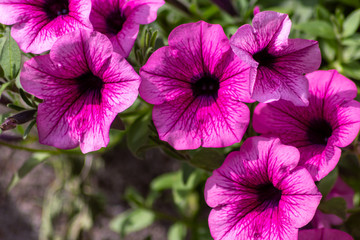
[190,148,224,172]
[0,28,21,80]
[181,162,195,185]
[109,209,155,237]
[168,222,187,240]
[19,88,35,108]
[7,152,50,191]
[319,197,347,220]
[319,39,336,62]
[6,103,25,111]
[342,9,360,38]
[124,186,144,208]
[150,172,179,191]
[23,119,36,139]
[317,167,338,197]
[342,33,360,46]
[341,62,360,80]
[0,81,11,97]
[345,212,360,239]
[126,112,151,158]
[294,20,336,39]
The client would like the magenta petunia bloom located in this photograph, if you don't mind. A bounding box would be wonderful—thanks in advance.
[20,30,140,153]
[230,11,321,106]
[299,229,353,240]
[204,137,322,240]
[139,21,253,150]
[0,0,92,54]
[253,70,360,181]
[90,0,164,57]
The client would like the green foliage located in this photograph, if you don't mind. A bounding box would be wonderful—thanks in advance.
[110,209,156,237]
[0,27,21,80]
[7,152,50,191]
[317,167,338,198]
[319,197,347,220]
[168,222,187,240]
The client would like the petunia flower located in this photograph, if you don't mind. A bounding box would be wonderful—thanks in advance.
[253,70,360,181]
[298,229,353,240]
[139,21,253,150]
[20,30,140,153]
[0,0,92,54]
[204,136,322,240]
[90,0,164,57]
[230,10,321,106]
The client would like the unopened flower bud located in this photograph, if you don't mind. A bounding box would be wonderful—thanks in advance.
[0,109,36,131]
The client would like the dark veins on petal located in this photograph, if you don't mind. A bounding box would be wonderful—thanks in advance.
[191,72,220,99]
[256,183,282,206]
[307,119,333,145]
[43,0,70,20]
[106,10,126,35]
[76,72,104,102]
[253,48,276,67]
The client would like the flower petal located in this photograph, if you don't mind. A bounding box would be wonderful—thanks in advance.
[50,30,112,75]
[10,0,92,53]
[124,0,164,24]
[271,39,321,73]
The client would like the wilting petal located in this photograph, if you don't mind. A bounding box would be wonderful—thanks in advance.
[298,229,354,240]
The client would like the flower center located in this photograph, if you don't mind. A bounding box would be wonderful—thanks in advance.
[76,72,104,99]
[106,11,126,35]
[256,183,282,205]
[43,0,69,20]
[191,73,220,98]
[253,48,276,67]
[307,119,333,145]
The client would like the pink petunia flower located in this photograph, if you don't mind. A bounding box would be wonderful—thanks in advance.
[298,229,353,240]
[204,137,322,240]
[90,0,164,57]
[139,21,253,150]
[230,11,321,106]
[0,0,92,54]
[253,70,360,181]
[20,30,140,153]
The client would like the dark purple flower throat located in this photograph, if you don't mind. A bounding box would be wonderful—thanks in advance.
[256,183,282,206]
[191,72,220,98]
[43,0,69,20]
[106,11,126,35]
[307,119,333,145]
[76,72,103,100]
[253,48,276,67]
